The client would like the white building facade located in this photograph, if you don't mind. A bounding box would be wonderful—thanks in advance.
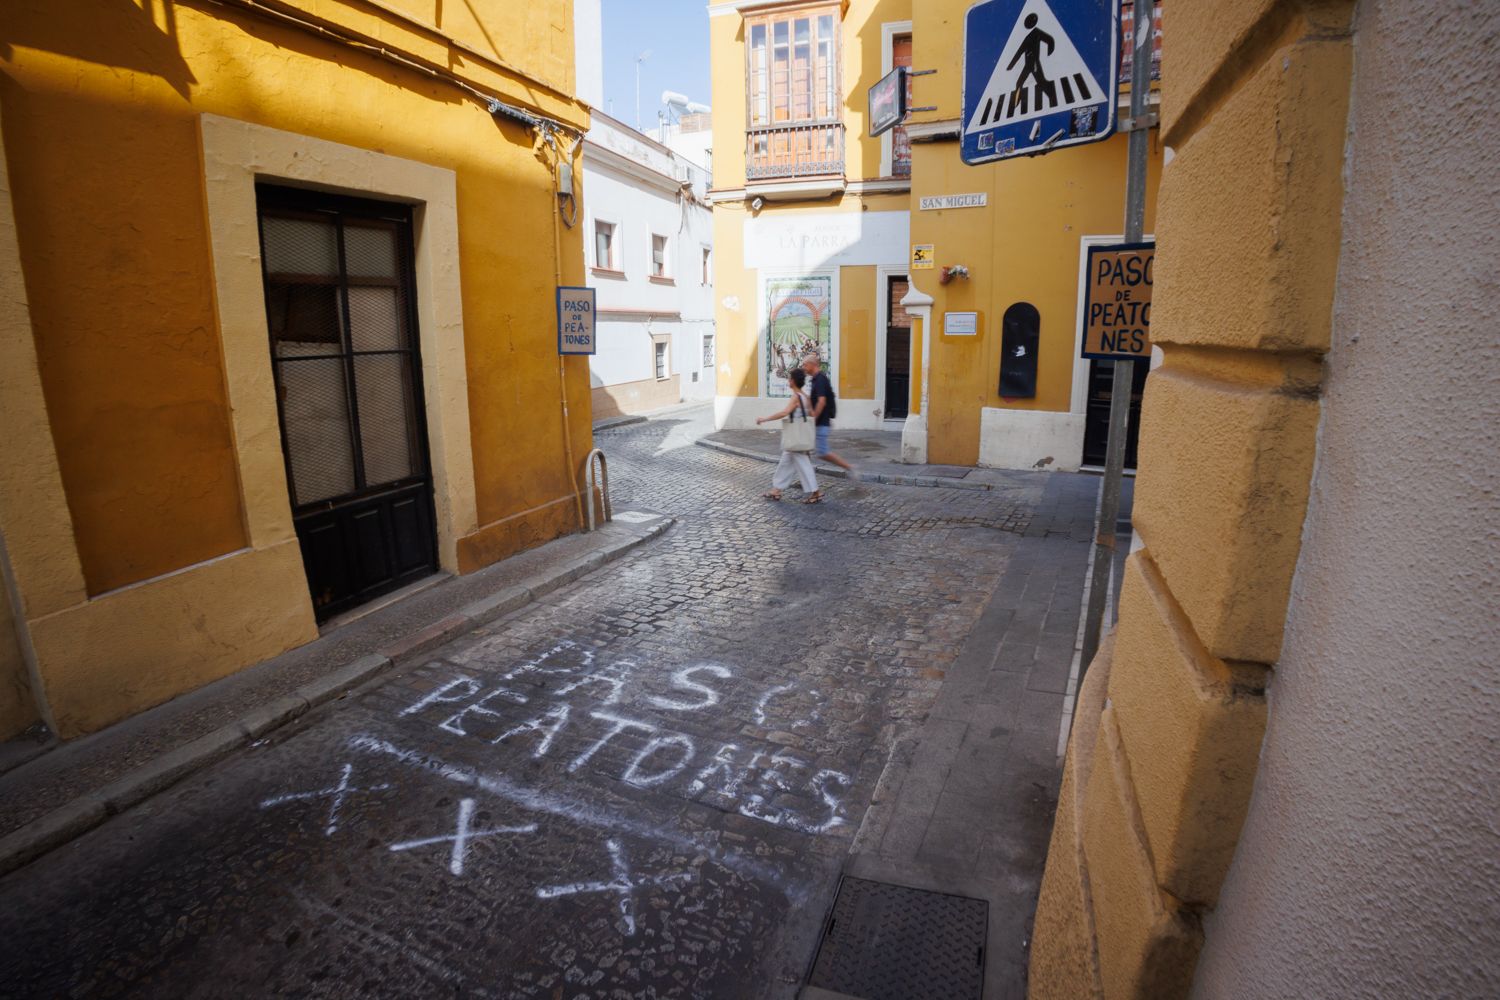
[581,111,716,420]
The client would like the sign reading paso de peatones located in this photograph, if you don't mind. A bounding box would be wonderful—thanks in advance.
[556,286,596,355]
[1080,241,1153,359]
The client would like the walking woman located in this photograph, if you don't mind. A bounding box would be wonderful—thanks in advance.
[755,368,823,504]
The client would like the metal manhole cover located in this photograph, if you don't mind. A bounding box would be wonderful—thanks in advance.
[807,877,988,1000]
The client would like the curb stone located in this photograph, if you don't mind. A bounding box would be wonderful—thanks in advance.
[693,438,993,492]
[238,694,313,741]
[0,516,673,880]
[96,725,247,815]
[0,795,107,875]
[591,414,647,432]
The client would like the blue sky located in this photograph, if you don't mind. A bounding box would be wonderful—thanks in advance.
[600,0,713,130]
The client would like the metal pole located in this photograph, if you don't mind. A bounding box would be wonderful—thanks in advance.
[1079,0,1154,686]
[635,51,650,132]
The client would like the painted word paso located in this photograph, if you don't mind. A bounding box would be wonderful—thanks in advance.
[1080,241,1154,359]
[398,641,853,837]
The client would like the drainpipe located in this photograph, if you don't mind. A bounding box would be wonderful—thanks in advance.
[549,136,586,530]
[899,282,935,464]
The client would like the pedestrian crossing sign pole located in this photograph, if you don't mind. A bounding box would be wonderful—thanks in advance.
[960,0,1119,164]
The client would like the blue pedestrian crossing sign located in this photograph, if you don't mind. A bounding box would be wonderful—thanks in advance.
[961,0,1118,164]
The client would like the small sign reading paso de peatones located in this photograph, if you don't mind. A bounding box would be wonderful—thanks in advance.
[556,286,596,355]
[1080,241,1153,360]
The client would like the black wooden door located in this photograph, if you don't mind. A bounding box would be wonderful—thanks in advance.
[1082,358,1149,469]
[257,186,438,621]
[884,276,911,419]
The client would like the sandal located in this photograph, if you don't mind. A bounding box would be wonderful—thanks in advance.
[802,491,824,504]
[762,491,783,501]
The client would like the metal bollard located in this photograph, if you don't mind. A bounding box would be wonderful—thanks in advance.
[580,448,611,531]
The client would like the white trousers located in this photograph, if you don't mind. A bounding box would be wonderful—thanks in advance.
[772,450,818,492]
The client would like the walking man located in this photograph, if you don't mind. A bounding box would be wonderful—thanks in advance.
[801,354,854,473]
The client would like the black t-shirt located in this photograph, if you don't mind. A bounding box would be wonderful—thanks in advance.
[808,371,836,425]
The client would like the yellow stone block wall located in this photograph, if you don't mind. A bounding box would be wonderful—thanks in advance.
[1029,1,1357,995]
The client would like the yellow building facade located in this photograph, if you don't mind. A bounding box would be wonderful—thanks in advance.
[707,0,1160,474]
[0,1,594,739]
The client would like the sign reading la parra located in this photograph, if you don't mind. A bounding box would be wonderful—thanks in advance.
[1080,241,1154,359]
[556,286,596,355]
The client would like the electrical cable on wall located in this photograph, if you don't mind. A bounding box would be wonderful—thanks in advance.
[543,130,581,230]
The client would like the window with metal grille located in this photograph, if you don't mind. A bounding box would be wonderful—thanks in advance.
[257,187,427,508]
[745,6,844,181]
[1119,0,1164,85]
[655,341,668,380]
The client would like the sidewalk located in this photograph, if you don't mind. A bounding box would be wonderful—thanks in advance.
[0,512,672,876]
[698,425,1027,491]
[815,471,1133,1000]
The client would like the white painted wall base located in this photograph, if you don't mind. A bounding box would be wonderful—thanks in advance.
[900,413,928,464]
[713,395,884,430]
[978,407,1086,472]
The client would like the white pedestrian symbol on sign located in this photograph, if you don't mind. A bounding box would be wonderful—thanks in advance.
[966,0,1105,134]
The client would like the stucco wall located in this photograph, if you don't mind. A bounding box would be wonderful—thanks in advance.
[0,0,591,733]
[1189,2,1500,996]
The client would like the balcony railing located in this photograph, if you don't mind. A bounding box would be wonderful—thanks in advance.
[746,121,845,181]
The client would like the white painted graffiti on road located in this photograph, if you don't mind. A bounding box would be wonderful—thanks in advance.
[397,642,853,836]
[259,762,392,836]
[347,734,799,896]
[535,838,693,937]
[388,797,538,875]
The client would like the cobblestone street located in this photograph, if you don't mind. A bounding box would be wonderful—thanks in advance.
[0,410,1095,999]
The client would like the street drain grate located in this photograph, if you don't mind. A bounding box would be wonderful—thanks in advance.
[807,876,988,1000]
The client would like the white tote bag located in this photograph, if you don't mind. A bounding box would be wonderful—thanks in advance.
[780,396,815,453]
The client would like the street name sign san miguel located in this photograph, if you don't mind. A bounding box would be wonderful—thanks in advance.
[961,0,1119,164]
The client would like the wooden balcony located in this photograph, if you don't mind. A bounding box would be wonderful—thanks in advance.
[745,121,844,182]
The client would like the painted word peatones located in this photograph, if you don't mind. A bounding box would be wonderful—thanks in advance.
[398,642,853,836]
